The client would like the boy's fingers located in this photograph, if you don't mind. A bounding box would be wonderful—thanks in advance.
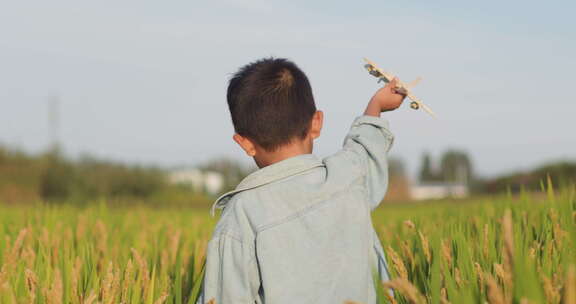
[393,87,408,96]
[388,77,398,89]
[387,78,406,97]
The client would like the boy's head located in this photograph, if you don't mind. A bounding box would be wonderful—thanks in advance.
[227,58,323,166]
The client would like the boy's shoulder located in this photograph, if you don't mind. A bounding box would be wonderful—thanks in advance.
[210,153,369,238]
[212,152,365,209]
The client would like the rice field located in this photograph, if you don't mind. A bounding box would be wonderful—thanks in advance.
[0,185,574,304]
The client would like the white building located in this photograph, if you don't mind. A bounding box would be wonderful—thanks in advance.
[410,182,469,200]
[169,168,224,195]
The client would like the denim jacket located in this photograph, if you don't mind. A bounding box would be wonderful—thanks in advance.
[198,115,394,304]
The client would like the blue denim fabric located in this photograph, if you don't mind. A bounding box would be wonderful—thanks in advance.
[198,115,394,304]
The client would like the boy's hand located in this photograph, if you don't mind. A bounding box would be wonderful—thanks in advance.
[363,78,407,117]
[371,78,406,112]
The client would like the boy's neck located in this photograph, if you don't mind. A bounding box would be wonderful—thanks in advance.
[254,141,312,168]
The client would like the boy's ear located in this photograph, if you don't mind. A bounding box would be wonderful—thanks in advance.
[233,134,257,157]
[309,110,324,140]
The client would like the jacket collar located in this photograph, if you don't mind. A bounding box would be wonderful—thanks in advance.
[210,154,324,216]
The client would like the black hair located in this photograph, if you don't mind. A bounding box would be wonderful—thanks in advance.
[227,57,317,151]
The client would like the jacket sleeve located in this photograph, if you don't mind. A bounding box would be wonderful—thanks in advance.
[342,115,395,210]
[197,233,260,304]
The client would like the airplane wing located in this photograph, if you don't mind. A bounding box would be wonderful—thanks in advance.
[404,77,422,90]
[418,100,437,118]
[407,93,437,118]
[363,58,393,82]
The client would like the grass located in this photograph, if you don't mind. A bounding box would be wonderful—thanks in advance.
[0,185,574,303]
[374,184,575,303]
[0,203,215,304]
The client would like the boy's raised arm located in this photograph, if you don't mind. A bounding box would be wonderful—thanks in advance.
[364,78,405,117]
[341,79,405,210]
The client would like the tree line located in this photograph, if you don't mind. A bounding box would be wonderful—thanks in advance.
[0,144,572,205]
[0,146,174,204]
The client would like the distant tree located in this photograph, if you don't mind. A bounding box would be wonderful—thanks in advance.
[483,161,576,193]
[39,152,77,201]
[388,156,406,178]
[0,146,43,203]
[1,145,188,204]
[419,152,439,182]
[385,156,410,201]
[75,155,167,199]
[439,150,474,184]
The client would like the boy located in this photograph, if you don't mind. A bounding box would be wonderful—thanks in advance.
[198,58,404,304]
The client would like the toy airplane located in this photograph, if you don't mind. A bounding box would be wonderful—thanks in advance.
[363,58,436,118]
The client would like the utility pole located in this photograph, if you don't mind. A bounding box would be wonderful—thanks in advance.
[48,95,60,153]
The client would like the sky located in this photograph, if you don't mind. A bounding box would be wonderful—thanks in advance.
[1,0,575,179]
